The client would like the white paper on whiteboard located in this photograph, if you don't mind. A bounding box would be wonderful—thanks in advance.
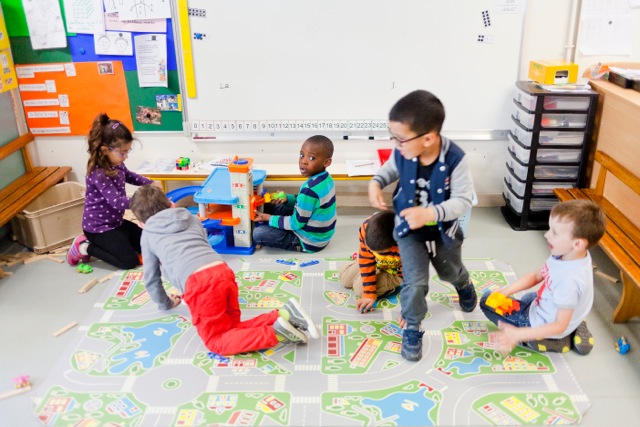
[134,34,168,88]
[23,0,67,50]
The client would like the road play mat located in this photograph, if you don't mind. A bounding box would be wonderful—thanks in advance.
[32,257,589,426]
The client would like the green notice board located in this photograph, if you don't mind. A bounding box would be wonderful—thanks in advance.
[125,70,183,132]
[9,36,71,64]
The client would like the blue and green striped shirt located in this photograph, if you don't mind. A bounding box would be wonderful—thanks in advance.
[269,170,337,252]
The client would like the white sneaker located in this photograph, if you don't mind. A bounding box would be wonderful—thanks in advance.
[273,317,307,344]
[282,298,320,339]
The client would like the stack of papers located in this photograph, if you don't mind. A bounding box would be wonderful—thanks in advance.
[136,158,176,173]
[609,66,640,80]
[196,157,234,172]
[537,82,592,92]
[345,160,379,176]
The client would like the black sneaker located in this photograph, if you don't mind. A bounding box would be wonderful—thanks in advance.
[457,282,478,312]
[572,321,594,355]
[401,329,424,361]
[526,335,572,353]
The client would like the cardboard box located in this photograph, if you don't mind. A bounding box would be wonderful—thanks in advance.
[529,60,578,85]
[11,182,85,254]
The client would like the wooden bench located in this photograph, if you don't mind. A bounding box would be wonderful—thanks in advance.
[0,132,71,278]
[554,150,640,323]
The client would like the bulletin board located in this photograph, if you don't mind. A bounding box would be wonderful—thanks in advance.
[2,0,183,133]
[15,61,133,136]
[179,0,526,140]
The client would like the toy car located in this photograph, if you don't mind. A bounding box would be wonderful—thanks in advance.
[485,292,520,316]
[77,263,93,274]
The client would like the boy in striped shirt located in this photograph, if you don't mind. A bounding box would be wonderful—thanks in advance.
[253,135,337,252]
[339,210,403,314]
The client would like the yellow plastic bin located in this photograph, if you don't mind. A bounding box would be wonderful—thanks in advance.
[10,182,85,253]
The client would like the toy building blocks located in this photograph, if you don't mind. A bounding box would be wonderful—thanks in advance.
[299,260,319,267]
[208,352,231,363]
[276,259,296,266]
[264,191,286,203]
[616,336,630,355]
[485,293,521,316]
[175,157,191,170]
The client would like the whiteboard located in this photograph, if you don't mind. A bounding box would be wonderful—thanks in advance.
[179,0,525,140]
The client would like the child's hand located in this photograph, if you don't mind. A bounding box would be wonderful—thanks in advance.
[169,294,182,308]
[355,297,376,313]
[491,321,519,356]
[253,211,270,222]
[270,197,286,206]
[397,315,407,329]
[399,206,435,229]
[368,182,387,209]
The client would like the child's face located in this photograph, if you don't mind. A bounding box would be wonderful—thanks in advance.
[544,215,584,260]
[299,141,331,177]
[103,140,132,166]
[389,121,437,160]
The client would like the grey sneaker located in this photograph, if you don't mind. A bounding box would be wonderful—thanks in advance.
[282,298,320,339]
[273,317,307,344]
[457,282,478,312]
[572,321,594,355]
[526,335,572,353]
[401,329,424,361]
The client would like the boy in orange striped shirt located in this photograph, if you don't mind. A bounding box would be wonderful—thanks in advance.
[339,210,403,313]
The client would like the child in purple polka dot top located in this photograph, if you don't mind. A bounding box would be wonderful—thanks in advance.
[66,113,162,269]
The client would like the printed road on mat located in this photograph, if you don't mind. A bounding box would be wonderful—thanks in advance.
[32,258,589,426]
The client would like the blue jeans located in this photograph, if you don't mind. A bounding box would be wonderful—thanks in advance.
[396,227,469,329]
[252,203,303,252]
[479,291,535,328]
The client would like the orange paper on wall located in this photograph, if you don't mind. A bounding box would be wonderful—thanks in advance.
[16,61,133,136]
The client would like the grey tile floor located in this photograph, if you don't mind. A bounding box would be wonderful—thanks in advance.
[0,207,638,426]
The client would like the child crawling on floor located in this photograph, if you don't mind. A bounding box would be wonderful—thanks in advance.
[129,185,320,355]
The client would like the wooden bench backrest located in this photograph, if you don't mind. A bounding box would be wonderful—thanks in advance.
[0,132,34,173]
[593,150,640,246]
[594,150,640,199]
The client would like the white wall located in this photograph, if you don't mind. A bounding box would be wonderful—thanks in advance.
[27,0,640,206]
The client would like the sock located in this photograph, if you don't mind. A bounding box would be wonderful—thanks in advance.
[79,242,89,256]
[278,309,290,321]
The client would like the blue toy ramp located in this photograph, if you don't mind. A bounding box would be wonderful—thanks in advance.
[194,167,268,205]
[166,186,202,202]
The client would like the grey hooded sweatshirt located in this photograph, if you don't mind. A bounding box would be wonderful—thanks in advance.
[141,207,223,310]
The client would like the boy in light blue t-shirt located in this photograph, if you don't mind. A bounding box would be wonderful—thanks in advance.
[480,200,606,356]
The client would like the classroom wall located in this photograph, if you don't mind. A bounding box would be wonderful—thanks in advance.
[26,0,640,206]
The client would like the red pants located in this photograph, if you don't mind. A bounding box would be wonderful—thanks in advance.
[182,263,279,355]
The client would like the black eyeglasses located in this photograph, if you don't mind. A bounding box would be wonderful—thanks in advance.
[390,132,428,145]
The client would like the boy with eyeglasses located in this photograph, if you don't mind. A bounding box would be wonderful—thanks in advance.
[368,90,476,361]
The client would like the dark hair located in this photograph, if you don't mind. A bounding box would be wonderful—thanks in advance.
[86,113,135,176]
[130,185,172,223]
[389,90,445,134]
[305,135,334,159]
[364,210,396,251]
[551,199,606,249]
